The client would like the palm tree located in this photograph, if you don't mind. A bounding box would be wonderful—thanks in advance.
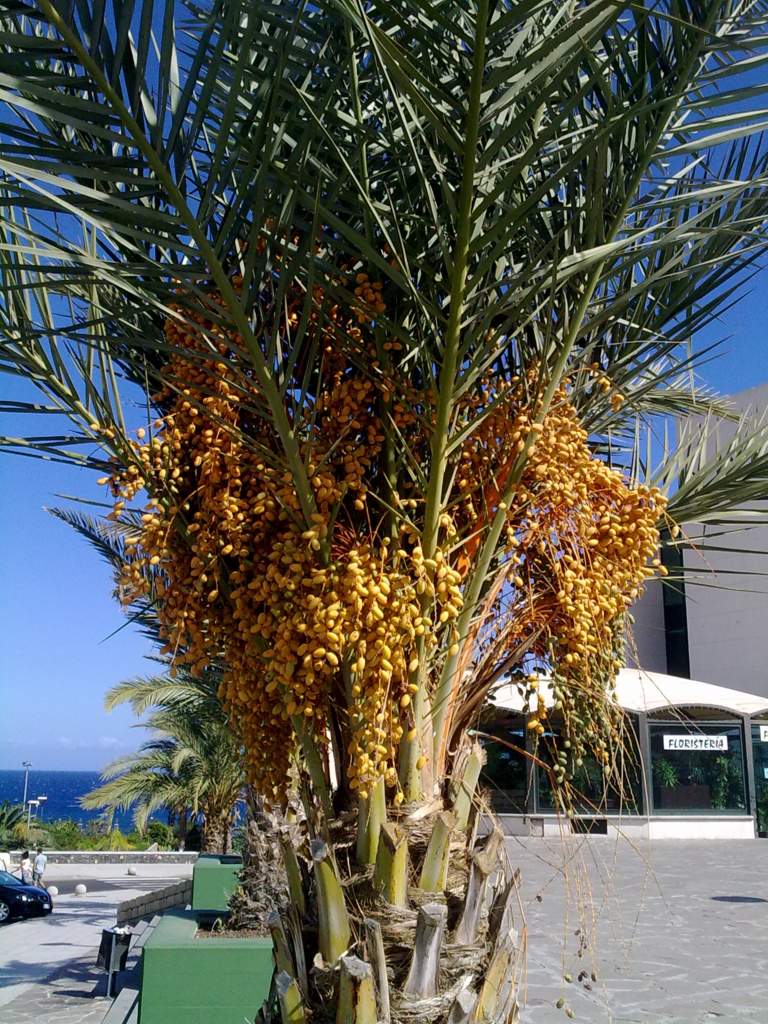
[0,802,24,850]
[3,2,768,1020]
[82,670,245,854]
[56,507,284,895]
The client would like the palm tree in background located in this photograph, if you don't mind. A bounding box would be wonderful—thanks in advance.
[50,509,245,853]
[81,670,245,854]
[0,802,25,850]
[3,2,768,1019]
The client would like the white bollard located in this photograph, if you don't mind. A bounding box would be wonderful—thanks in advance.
[74,883,87,896]
[126,866,138,876]
[47,886,59,897]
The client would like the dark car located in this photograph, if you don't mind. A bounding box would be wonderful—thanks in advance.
[0,870,53,923]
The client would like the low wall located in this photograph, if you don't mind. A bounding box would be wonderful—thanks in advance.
[117,878,193,926]
[7,850,198,865]
[497,814,758,839]
[648,816,756,840]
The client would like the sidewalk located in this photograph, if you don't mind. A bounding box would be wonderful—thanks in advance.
[0,952,111,1024]
[510,836,768,1023]
[0,863,193,1019]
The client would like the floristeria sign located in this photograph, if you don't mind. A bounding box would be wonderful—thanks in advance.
[760,726,768,743]
[663,734,728,752]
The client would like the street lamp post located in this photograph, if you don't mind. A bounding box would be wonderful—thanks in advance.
[37,796,47,821]
[21,761,32,807]
[26,800,39,831]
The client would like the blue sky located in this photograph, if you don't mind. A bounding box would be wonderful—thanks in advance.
[1,283,767,771]
[0,454,153,771]
[2,3,768,774]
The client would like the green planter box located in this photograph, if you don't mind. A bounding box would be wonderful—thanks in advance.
[191,853,242,914]
[138,910,273,1024]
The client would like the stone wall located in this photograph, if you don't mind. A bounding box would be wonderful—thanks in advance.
[117,878,194,926]
[7,850,198,865]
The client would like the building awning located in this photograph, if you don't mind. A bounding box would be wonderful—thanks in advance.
[491,668,768,718]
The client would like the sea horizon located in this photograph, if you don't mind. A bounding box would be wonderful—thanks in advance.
[0,768,145,831]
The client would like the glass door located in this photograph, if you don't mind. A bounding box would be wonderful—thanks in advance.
[648,721,748,814]
[752,723,768,836]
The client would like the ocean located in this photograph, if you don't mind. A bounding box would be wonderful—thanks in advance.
[0,769,140,832]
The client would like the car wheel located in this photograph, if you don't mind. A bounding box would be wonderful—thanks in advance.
[0,901,10,924]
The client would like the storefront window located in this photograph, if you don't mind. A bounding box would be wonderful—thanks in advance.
[752,722,768,836]
[649,722,747,814]
[537,720,643,815]
[480,722,528,813]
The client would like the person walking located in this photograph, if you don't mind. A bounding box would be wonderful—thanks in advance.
[33,847,47,888]
[18,850,32,885]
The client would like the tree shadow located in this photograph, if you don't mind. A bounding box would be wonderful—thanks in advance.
[0,953,109,998]
[710,895,768,904]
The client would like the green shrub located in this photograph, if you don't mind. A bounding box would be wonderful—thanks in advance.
[145,821,176,848]
[653,758,679,789]
[0,802,24,849]
[41,818,144,851]
[44,818,86,850]
[95,827,134,851]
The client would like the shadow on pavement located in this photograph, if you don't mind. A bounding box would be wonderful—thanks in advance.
[0,953,106,996]
[711,895,768,904]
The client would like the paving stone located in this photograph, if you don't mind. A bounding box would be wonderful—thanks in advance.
[506,837,768,1023]
[0,955,110,1024]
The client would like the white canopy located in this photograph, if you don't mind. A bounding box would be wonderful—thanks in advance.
[492,667,768,718]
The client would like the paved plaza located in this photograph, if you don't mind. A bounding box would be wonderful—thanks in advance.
[0,844,766,1022]
[511,837,768,1023]
[0,862,193,1023]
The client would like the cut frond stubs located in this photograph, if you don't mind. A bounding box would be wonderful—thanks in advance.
[279,796,521,1022]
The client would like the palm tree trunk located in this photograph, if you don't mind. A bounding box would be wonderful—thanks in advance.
[228,796,289,931]
[201,813,229,854]
[260,738,522,1024]
[177,809,189,850]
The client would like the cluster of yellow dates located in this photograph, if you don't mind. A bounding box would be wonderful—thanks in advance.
[455,375,667,683]
[108,286,461,799]
[104,274,668,800]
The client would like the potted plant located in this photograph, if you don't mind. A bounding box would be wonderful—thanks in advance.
[653,758,679,809]
[757,790,768,838]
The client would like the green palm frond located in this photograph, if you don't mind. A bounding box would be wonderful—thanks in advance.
[1,1,767,534]
[49,506,162,644]
[0,800,25,835]
[103,672,222,717]
[81,662,244,837]
[660,406,768,527]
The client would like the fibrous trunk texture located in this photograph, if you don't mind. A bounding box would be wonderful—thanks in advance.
[201,813,230,855]
[229,801,290,932]
[256,744,523,1024]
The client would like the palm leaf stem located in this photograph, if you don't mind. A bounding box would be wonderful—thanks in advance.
[35,0,320,530]
[431,0,727,764]
[420,0,489,564]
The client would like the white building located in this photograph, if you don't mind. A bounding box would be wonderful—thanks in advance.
[484,384,768,839]
[633,382,768,700]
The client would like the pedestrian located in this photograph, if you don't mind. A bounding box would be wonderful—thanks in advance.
[0,849,10,873]
[19,850,33,885]
[33,846,47,888]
